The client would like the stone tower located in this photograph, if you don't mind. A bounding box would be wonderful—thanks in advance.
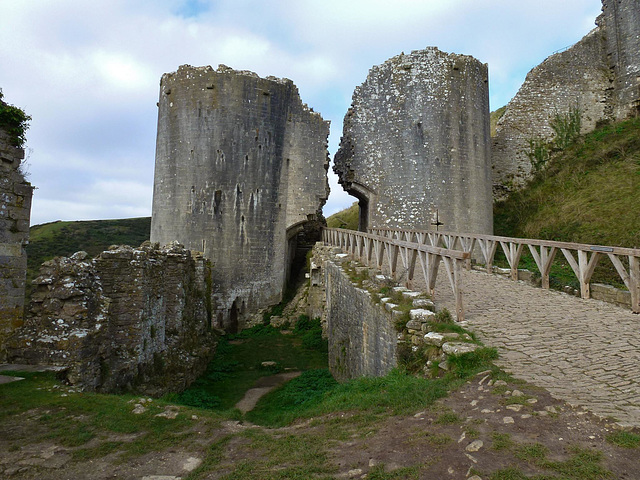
[151,65,329,332]
[333,47,492,235]
[492,0,640,197]
[0,99,33,351]
[601,0,640,119]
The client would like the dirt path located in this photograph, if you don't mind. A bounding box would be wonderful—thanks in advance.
[234,371,301,413]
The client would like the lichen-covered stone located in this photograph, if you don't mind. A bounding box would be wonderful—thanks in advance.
[0,119,33,354]
[442,342,479,355]
[5,242,216,396]
[334,47,492,235]
[150,65,329,332]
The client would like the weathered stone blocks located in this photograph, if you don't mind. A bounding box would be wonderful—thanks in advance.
[151,65,330,332]
[0,123,33,353]
[492,0,640,197]
[334,47,492,235]
[5,242,216,395]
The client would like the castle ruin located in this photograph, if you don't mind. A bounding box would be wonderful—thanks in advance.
[0,101,33,350]
[333,47,493,235]
[151,65,330,332]
[492,0,640,196]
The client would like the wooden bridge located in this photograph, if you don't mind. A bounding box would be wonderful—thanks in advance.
[323,227,640,319]
[323,227,640,426]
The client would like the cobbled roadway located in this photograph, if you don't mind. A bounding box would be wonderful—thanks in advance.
[430,268,640,427]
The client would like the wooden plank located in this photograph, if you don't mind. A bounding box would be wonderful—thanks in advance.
[629,256,639,314]
[561,248,580,281]
[407,249,418,283]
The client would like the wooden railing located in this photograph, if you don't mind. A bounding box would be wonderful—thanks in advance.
[323,228,470,320]
[370,227,640,314]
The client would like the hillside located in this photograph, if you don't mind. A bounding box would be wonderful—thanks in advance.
[326,202,359,230]
[494,117,640,248]
[26,217,150,291]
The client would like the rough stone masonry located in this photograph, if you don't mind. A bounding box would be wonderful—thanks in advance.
[5,242,216,395]
[492,0,640,197]
[333,47,493,236]
[151,65,330,333]
[0,116,33,352]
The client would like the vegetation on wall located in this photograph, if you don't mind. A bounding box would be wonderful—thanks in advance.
[0,90,31,147]
[495,117,640,288]
[496,116,640,248]
[524,106,582,173]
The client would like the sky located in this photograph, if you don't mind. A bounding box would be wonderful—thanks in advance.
[0,0,603,226]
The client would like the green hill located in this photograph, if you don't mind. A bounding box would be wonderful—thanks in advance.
[326,202,359,230]
[26,217,151,291]
[494,117,640,248]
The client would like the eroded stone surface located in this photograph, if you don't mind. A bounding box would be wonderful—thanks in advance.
[151,65,329,332]
[5,242,216,395]
[334,47,492,235]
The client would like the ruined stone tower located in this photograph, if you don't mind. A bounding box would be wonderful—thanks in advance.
[333,47,493,235]
[601,0,640,119]
[492,0,640,197]
[151,65,329,332]
[0,100,33,351]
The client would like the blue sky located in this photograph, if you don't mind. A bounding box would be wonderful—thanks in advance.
[0,0,602,225]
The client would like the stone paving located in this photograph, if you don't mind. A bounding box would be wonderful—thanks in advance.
[429,268,640,428]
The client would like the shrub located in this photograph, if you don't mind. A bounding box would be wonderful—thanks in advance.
[0,90,31,147]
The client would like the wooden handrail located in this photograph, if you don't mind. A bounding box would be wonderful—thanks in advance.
[369,227,640,314]
[323,228,468,320]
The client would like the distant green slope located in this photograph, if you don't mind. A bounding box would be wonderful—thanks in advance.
[494,118,640,248]
[326,202,359,230]
[26,217,151,288]
[490,106,506,137]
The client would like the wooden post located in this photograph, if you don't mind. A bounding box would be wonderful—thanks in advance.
[454,258,464,321]
[630,255,639,314]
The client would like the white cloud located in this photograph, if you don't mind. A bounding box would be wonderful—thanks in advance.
[0,0,603,225]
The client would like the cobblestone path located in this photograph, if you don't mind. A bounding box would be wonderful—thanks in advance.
[432,268,640,428]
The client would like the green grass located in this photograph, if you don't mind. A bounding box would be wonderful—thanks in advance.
[0,370,220,460]
[326,202,359,230]
[495,118,640,249]
[170,320,329,413]
[491,105,507,137]
[485,442,613,480]
[26,217,151,298]
[606,430,640,448]
[494,117,640,287]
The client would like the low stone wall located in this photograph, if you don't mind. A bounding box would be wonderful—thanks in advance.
[590,283,632,309]
[5,242,216,396]
[325,260,397,382]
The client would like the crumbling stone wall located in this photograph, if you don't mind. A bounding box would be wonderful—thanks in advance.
[333,47,493,235]
[492,0,640,197]
[602,0,640,119]
[0,127,33,351]
[151,65,329,332]
[325,260,397,381]
[5,242,215,396]
[491,28,610,196]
